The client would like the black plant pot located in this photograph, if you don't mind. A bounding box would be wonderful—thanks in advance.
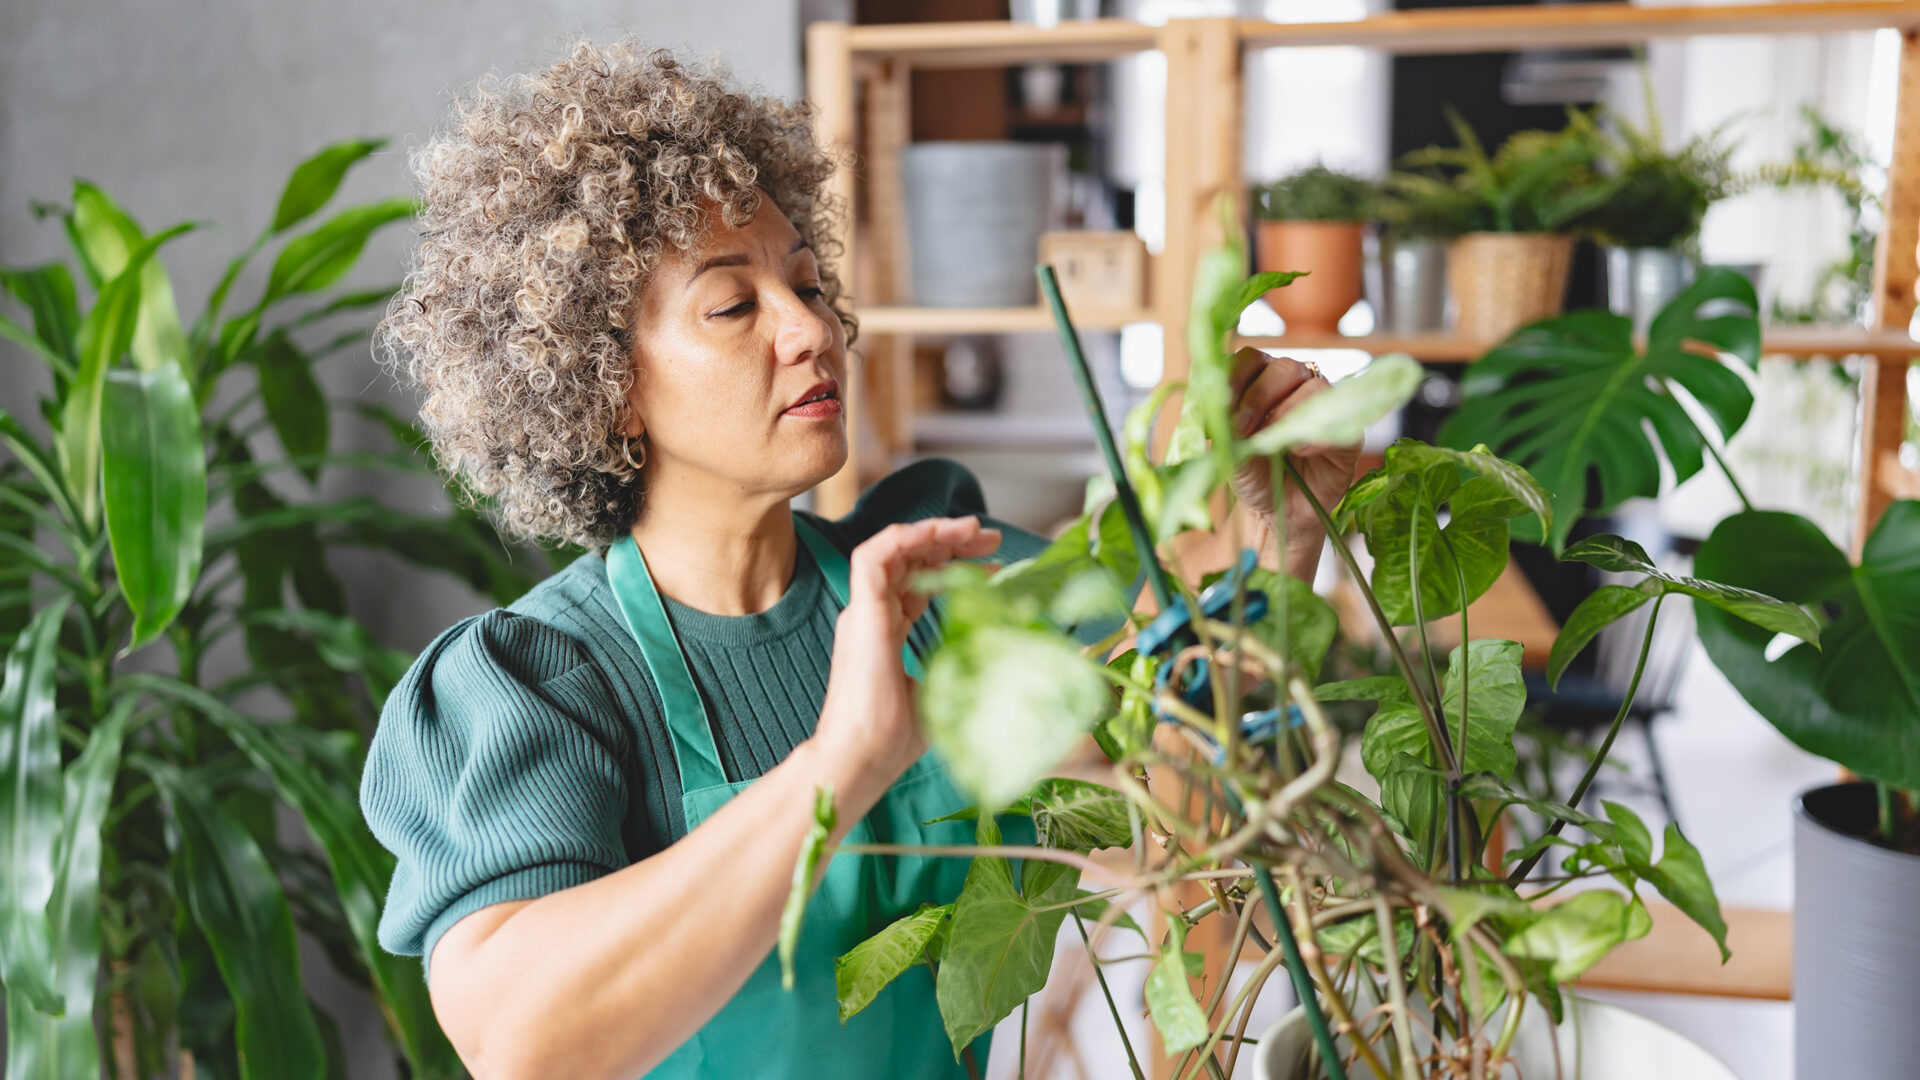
[1794,781,1920,1077]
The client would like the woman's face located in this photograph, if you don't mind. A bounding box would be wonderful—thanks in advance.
[621,195,848,507]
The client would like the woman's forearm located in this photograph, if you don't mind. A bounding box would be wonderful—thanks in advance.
[428,733,897,1080]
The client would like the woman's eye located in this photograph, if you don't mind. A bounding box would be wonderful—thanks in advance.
[797,285,825,300]
[715,301,753,318]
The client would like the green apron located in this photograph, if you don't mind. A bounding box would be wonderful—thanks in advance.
[604,516,992,1080]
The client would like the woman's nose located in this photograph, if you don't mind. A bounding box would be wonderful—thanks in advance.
[773,290,836,365]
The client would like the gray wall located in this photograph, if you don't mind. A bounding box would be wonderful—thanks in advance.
[0,2,804,1075]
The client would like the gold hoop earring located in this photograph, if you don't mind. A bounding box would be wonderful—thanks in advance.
[621,435,647,471]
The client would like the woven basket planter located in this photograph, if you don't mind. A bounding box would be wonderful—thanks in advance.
[1448,232,1575,344]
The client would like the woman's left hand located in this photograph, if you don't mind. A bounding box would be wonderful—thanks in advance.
[1225,347,1361,545]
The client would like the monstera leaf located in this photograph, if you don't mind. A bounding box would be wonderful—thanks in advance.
[1694,503,1920,789]
[1441,268,1761,551]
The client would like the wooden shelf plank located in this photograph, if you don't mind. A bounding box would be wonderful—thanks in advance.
[1232,326,1920,360]
[1575,902,1791,1002]
[858,305,1154,335]
[1241,0,1920,55]
[845,18,1159,68]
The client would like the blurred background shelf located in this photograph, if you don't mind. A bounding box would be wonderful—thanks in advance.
[859,304,1153,335]
[1233,325,1920,360]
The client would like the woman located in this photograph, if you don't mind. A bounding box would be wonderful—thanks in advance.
[363,36,1356,1080]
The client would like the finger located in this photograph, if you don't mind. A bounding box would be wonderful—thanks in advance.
[1228,346,1271,400]
[1235,356,1313,436]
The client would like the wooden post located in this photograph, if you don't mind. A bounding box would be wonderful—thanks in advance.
[1861,30,1920,552]
[864,57,918,458]
[808,21,864,519]
[1151,16,1246,462]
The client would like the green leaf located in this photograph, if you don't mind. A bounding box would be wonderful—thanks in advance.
[69,183,193,379]
[102,360,207,650]
[921,625,1107,811]
[2,263,81,370]
[0,412,82,538]
[1151,456,1219,542]
[1242,568,1339,683]
[835,903,951,1023]
[128,675,460,1076]
[1547,585,1654,689]
[1362,640,1525,782]
[1241,354,1422,459]
[58,221,197,529]
[0,601,72,1015]
[148,762,328,1080]
[6,698,137,1079]
[1352,440,1540,626]
[1641,821,1728,961]
[1210,271,1309,335]
[1144,920,1209,1054]
[1069,892,1146,942]
[1027,778,1133,852]
[271,139,389,234]
[1441,268,1762,550]
[1695,505,1920,788]
[780,786,836,991]
[252,332,330,482]
[936,813,1077,1058]
[1502,889,1649,983]
[1563,534,1820,644]
[262,197,417,306]
[243,610,412,707]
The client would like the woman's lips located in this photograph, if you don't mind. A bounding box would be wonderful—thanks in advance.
[783,397,843,419]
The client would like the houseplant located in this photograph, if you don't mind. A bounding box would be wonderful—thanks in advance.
[774,203,1810,1078]
[1438,263,1919,1077]
[0,140,545,1079]
[1370,171,1472,336]
[1388,110,1616,342]
[1568,93,1860,334]
[1253,164,1376,334]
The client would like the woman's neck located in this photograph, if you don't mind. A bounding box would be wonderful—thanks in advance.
[627,472,798,617]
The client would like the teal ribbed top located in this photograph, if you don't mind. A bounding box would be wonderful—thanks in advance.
[359,459,1053,976]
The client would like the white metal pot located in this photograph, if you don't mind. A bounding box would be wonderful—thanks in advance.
[1253,994,1736,1079]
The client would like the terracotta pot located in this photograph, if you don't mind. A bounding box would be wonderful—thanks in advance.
[1256,220,1365,335]
[1447,231,1575,344]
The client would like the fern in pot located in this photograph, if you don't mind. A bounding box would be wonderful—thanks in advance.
[1387,110,1616,344]
[774,204,1812,1078]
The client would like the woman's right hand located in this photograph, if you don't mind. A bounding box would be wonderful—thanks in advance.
[813,517,1000,790]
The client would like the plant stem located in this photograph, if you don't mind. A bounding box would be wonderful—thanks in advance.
[1284,460,1457,777]
[1074,912,1148,1080]
[1508,594,1665,886]
[1253,865,1350,1080]
[1018,1000,1028,1080]
[1704,438,1755,513]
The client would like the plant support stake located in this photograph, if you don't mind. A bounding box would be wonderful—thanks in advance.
[1038,263,1350,1080]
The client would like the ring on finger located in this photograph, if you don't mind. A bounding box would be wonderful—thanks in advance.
[1299,359,1323,382]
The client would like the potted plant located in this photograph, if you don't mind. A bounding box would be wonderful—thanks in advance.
[1569,90,1859,335]
[1371,171,1476,335]
[1253,163,1377,334]
[0,143,541,1078]
[773,204,1807,1078]
[1440,267,1920,1077]
[1388,110,1616,343]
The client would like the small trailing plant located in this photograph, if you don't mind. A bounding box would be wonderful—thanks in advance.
[0,141,546,1079]
[1256,165,1379,223]
[779,199,1815,1078]
[1382,108,1617,237]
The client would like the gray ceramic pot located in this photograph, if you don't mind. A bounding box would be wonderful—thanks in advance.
[1369,234,1449,335]
[1794,782,1920,1078]
[1605,246,1695,337]
[901,141,1063,308]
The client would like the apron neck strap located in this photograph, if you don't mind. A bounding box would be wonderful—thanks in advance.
[605,533,730,793]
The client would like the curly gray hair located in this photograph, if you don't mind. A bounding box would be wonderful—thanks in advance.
[376,35,854,548]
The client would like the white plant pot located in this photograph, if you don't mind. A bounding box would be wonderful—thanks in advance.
[1253,994,1736,1079]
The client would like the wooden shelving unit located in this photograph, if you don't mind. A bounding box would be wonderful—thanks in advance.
[806,0,1920,1049]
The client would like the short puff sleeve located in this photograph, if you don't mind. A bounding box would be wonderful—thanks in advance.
[360,609,634,978]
